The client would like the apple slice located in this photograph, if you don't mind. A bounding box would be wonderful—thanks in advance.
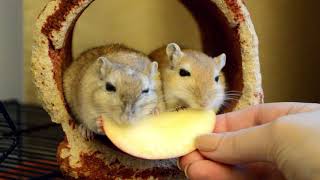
[102,110,216,160]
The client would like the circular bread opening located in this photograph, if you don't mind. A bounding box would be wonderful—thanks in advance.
[66,0,243,115]
[72,0,202,57]
[59,0,243,147]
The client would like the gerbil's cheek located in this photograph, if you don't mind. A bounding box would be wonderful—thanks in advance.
[137,98,157,114]
[92,91,107,105]
[94,90,118,107]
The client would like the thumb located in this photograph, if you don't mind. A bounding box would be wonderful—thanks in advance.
[196,124,274,165]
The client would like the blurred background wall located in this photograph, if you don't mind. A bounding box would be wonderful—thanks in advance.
[0,0,23,101]
[247,0,320,103]
[20,0,320,104]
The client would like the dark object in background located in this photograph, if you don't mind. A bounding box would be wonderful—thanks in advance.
[0,101,64,180]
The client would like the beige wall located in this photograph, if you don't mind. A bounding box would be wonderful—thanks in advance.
[245,0,320,103]
[24,0,320,104]
[24,0,51,104]
[0,0,23,101]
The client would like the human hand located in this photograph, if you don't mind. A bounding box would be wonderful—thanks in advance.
[179,103,320,180]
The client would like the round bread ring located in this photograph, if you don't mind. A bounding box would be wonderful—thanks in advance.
[31,0,263,179]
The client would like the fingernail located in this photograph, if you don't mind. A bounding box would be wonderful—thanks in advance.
[184,163,192,179]
[176,159,181,170]
[195,133,222,151]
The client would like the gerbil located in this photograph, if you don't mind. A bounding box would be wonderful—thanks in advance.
[149,43,226,112]
[63,44,164,140]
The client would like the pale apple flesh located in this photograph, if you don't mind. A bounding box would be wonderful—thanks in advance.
[102,110,216,160]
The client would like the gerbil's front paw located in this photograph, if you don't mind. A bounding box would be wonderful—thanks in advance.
[78,124,94,141]
[151,107,160,116]
[96,116,104,134]
[175,106,185,112]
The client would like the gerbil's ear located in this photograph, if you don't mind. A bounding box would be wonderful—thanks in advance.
[97,56,112,79]
[214,53,226,72]
[147,61,158,77]
[166,43,183,67]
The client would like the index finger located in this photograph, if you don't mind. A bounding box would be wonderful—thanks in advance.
[215,102,320,133]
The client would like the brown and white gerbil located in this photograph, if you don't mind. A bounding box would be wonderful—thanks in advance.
[149,43,226,112]
[63,44,164,140]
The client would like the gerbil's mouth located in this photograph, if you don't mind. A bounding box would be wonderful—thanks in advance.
[172,99,188,111]
[175,100,189,111]
[175,106,187,111]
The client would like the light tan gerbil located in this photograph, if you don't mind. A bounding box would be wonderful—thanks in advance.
[149,43,226,112]
[63,44,164,140]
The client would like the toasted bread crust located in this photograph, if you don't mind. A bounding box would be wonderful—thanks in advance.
[31,0,262,179]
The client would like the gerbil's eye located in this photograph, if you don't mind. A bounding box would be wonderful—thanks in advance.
[179,69,191,77]
[142,88,149,94]
[215,76,219,82]
[106,82,116,92]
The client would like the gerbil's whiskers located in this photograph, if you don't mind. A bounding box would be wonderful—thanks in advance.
[136,99,159,108]
[218,90,242,109]
[220,101,232,109]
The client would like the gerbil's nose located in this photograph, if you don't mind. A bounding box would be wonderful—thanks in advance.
[120,113,133,122]
[200,102,208,108]
[124,104,135,114]
[120,114,129,122]
[199,100,211,109]
[200,101,207,107]
[121,104,135,122]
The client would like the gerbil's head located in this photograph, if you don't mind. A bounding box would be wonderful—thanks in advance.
[164,43,226,111]
[92,57,159,124]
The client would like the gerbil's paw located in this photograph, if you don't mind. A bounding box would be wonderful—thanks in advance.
[78,124,94,141]
[175,106,185,112]
[151,107,160,116]
[96,116,104,134]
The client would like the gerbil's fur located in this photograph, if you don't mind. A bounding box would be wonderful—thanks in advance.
[64,44,164,138]
[149,43,226,112]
